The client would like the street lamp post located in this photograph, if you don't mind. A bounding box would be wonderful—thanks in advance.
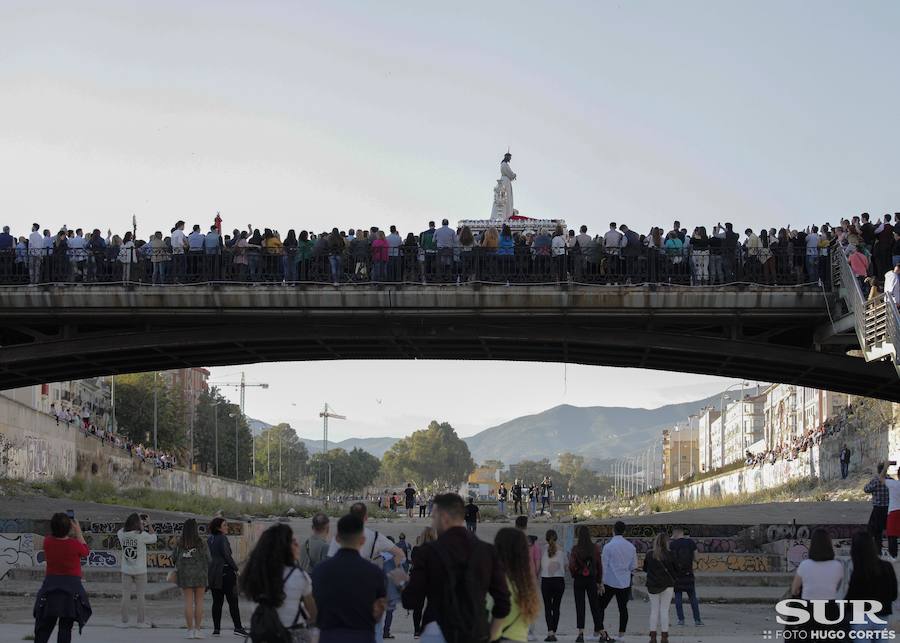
[212,402,219,476]
[229,412,239,480]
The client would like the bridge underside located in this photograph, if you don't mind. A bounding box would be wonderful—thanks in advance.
[0,285,894,400]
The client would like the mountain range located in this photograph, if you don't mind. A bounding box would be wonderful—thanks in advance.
[249,391,735,469]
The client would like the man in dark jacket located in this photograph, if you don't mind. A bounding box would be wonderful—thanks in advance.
[400,493,510,642]
[669,527,703,626]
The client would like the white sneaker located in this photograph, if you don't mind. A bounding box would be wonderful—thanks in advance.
[186,630,195,639]
[136,622,152,629]
[194,630,206,639]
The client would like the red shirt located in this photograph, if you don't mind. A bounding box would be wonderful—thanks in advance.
[44,537,89,577]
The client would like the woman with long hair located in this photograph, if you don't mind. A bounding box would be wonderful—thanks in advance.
[34,512,92,643]
[643,532,677,643]
[540,529,566,642]
[411,526,437,638]
[173,518,210,639]
[117,512,157,628]
[493,527,539,642]
[207,517,248,637]
[846,530,897,634]
[239,523,316,636]
[568,525,602,643]
[790,528,844,634]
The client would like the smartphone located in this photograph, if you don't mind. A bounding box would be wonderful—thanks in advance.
[66,509,75,519]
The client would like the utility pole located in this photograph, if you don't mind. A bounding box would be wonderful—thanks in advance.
[213,402,219,476]
[153,371,158,450]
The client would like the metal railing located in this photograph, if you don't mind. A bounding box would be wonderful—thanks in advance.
[831,246,900,376]
[1,245,826,288]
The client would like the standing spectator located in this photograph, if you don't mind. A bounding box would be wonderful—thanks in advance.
[313,514,384,643]
[669,527,703,626]
[845,531,897,636]
[207,517,248,637]
[839,444,852,479]
[540,529,567,642]
[298,513,330,573]
[417,491,427,518]
[568,525,602,643]
[540,477,553,515]
[401,493,511,643]
[117,513,157,628]
[173,518,210,639]
[644,533,677,643]
[411,527,437,638]
[512,479,524,515]
[492,528,540,642]
[497,482,509,515]
[883,467,900,560]
[528,483,538,517]
[790,529,844,633]
[34,512,92,643]
[884,262,900,304]
[371,231,389,282]
[864,463,891,556]
[327,228,345,285]
[598,521,637,643]
[405,483,417,519]
[464,497,480,533]
[240,524,317,642]
[28,222,44,285]
[515,516,542,643]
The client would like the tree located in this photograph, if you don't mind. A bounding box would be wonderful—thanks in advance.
[114,372,185,451]
[193,388,253,481]
[254,423,309,491]
[382,421,475,489]
[509,459,566,488]
[310,447,380,493]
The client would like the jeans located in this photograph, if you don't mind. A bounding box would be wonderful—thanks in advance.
[211,570,242,632]
[421,622,446,643]
[514,499,523,514]
[466,521,477,533]
[530,499,537,515]
[805,255,819,282]
[121,572,147,623]
[648,587,674,633]
[29,255,43,284]
[674,586,701,623]
[34,615,74,643]
[172,253,185,281]
[598,584,631,634]
[329,255,342,283]
[498,500,506,514]
[840,461,849,479]
[573,576,601,631]
[541,496,549,514]
[152,261,168,284]
[541,577,565,632]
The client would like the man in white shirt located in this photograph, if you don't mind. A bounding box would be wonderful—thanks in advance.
[805,225,821,282]
[67,229,86,281]
[603,222,624,256]
[28,223,44,285]
[885,263,900,305]
[386,225,402,281]
[170,221,186,282]
[599,520,637,642]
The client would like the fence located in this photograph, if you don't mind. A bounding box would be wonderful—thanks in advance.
[1,245,827,288]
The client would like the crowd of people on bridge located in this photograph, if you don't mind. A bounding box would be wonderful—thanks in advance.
[4,212,898,287]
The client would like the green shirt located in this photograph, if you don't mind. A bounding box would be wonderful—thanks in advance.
[492,579,532,642]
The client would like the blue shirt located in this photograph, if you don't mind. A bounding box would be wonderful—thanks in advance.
[601,535,637,589]
[187,231,205,251]
[0,232,14,249]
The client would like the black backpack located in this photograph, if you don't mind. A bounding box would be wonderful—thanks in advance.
[433,542,490,643]
[247,568,307,643]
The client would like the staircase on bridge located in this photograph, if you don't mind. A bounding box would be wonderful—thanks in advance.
[831,248,900,374]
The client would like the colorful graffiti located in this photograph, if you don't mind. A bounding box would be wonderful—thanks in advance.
[87,520,244,536]
[635,552,773,573]
[597,537,751,554]
[586,524,748,539]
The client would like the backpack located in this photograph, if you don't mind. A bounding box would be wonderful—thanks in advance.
[247,567,309,643]
[573,548,596,578]
[433,542,491,643]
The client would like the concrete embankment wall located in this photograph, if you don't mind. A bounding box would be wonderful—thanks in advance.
[0,392,314,508]
[656,427,889,505]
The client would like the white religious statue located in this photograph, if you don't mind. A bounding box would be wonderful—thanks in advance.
[490,152,517,220]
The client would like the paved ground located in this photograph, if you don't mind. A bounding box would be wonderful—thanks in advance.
[0,587,808,642]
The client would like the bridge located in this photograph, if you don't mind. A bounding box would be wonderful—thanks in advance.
[1,277,897,400]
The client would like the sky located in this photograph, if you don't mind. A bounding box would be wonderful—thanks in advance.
[2,2,898,442]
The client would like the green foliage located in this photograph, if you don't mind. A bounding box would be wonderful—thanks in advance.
[509,458,562,487]
[32,477,317,518]
[253,423,310,491]
[310,447,380,493]
[382,421,475,489]
[114,373,186,451]
[193,388,254,481]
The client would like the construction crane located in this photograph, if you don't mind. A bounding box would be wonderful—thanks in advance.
[209,372,269,478]
[318,403,346,496]
[318,403,346,454]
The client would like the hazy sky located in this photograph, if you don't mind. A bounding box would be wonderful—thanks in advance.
[3,2,898,442]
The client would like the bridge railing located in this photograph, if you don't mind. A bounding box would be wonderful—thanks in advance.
[0,245,826,288]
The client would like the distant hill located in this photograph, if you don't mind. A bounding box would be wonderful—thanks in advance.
[246,418,399,459]
[250,391,749,471]
[461,393,738,471]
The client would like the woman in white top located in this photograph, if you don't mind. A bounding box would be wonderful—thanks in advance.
[118,232,136,282]
[117,512,157,627]
[238,524,317,633]
[790,528,844,634]
[540,529,567,642]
